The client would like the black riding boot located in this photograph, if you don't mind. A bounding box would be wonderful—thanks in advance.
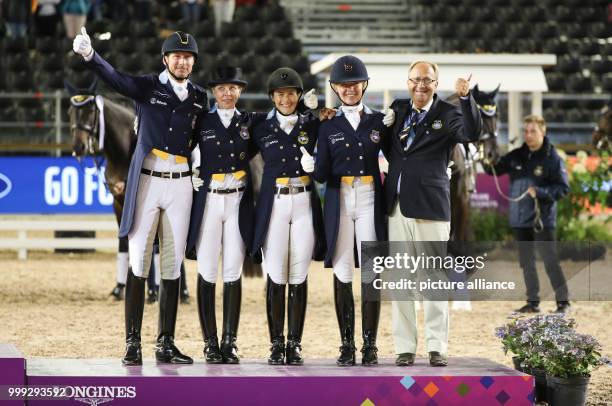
[180,263,190,304]
[122,271,146,366]
[334,275,356,366]
[197,275,222,363]
[266,276,286,365]
[221,278,242,364]
[110,283,125,301]
[286,279,307,365]
[155,278,193,364]
[361,282,380,366]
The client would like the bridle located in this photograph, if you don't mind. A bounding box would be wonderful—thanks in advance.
[70,94,101,156]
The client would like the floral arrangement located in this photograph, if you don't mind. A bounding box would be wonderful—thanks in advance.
[495,313,609,377]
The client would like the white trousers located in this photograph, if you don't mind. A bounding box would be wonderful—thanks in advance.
[262,191,314,285]
[213,0,236,36]
[196,191,245,283]
[128,154,192,280]
[333,181,376,283]
[389,201,451,355]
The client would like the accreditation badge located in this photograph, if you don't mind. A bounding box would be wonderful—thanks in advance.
[432,120,443,130]
[370,130,380,143]
[298,131,309,145]
[239,125,250,140]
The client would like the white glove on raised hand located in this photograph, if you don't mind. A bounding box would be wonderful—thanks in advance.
[382,108,395,127]
[447,160,454,180]
[73,27,93,60]
[303,89,318,110]
[300,146,314,173]
[191,167,204,191]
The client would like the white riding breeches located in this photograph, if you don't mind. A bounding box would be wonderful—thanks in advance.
[332,180,376,283]
[128,153,192,280]
[262,191,314,285]
[196,190,245,283]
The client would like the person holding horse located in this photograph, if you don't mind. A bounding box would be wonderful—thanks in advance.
[484,115,570,314]
[250,67,323,366]
[301,55,394,366]
[386,60,481,367]
[184,66,256,364]
[73,28,207,366]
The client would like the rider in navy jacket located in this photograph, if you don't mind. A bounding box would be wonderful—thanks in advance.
[74,29,206,366]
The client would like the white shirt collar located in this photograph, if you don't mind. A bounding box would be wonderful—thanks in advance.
[412,97,433,113]
[158,69,190,88]
[335,103,373,117]
[209,104,240,115]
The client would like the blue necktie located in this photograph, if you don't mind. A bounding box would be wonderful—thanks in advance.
[399,108,423,151]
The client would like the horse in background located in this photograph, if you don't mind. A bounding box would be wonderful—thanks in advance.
[592,105,611,155]
[447,84,502,243]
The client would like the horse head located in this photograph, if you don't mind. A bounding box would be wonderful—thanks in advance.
[592,106,611,154]
[65,79,100,159]
[472,83,501,165]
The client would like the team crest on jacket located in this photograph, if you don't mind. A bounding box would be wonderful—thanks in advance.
[298,131,309,145]
[240,151,246,160]
[432,120,443,130]
[240,125,250,140]
[534,165,543,176]
[369,130,380,143]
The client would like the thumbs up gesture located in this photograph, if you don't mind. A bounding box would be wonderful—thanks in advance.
[303,89,318,110]
[300,146,314,173]
[73,26,93,59]
[455,73,472,97]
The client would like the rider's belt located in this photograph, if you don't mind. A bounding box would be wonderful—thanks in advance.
[208,186,246,194]
[275,184,312,195]
[211,170,247,182]
[141,168,192,179]
[276,176,311,185]
[151,148,188,164]
[341,176,373,186]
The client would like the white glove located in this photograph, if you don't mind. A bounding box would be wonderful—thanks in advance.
[73,26,93,60]
[382,108,395,127]
[447,161,454,180]
[303,89,318,110]
[191,167,204,191]
[300,146,314,173]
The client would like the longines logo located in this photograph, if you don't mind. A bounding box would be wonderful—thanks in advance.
[0,173,12,199]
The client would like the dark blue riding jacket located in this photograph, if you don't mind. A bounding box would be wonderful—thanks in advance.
[486,137,569,229]
[84,52,208,237]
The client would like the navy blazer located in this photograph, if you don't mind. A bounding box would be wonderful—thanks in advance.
[251,109,326,261]
[386,94,482,221]
[485,137,569,228]
[185,107,257,259]
[84,52,208,237]
[314,106,389,268]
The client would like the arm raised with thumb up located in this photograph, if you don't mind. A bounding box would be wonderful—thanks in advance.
[73,26,94,61]
[300,146,315,173]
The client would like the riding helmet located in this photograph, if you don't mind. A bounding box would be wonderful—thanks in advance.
[267,67,303,94]
[161,31,198,60]
[329,55,369,83]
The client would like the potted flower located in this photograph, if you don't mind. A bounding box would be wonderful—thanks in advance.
[496,314,576,403]
[541,330,610,406]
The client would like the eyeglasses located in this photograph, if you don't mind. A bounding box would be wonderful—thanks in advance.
[408,78,437,86]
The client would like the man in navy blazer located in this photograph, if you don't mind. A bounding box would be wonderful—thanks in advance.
[387,61,482,367]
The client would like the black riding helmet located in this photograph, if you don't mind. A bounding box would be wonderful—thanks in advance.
[329,55,369,106]
[267,67,303,115]
[161,31,198,60]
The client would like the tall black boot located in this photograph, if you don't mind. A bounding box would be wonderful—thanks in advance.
[286,279,307,365]
[334,275,356,366]
[180,263,190,304]
[221,278,242,364]
[361,282,380,366]
[197,275,222,364]
[122,271,146,366]
[155,278,193,364]
[266,276,286,365]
